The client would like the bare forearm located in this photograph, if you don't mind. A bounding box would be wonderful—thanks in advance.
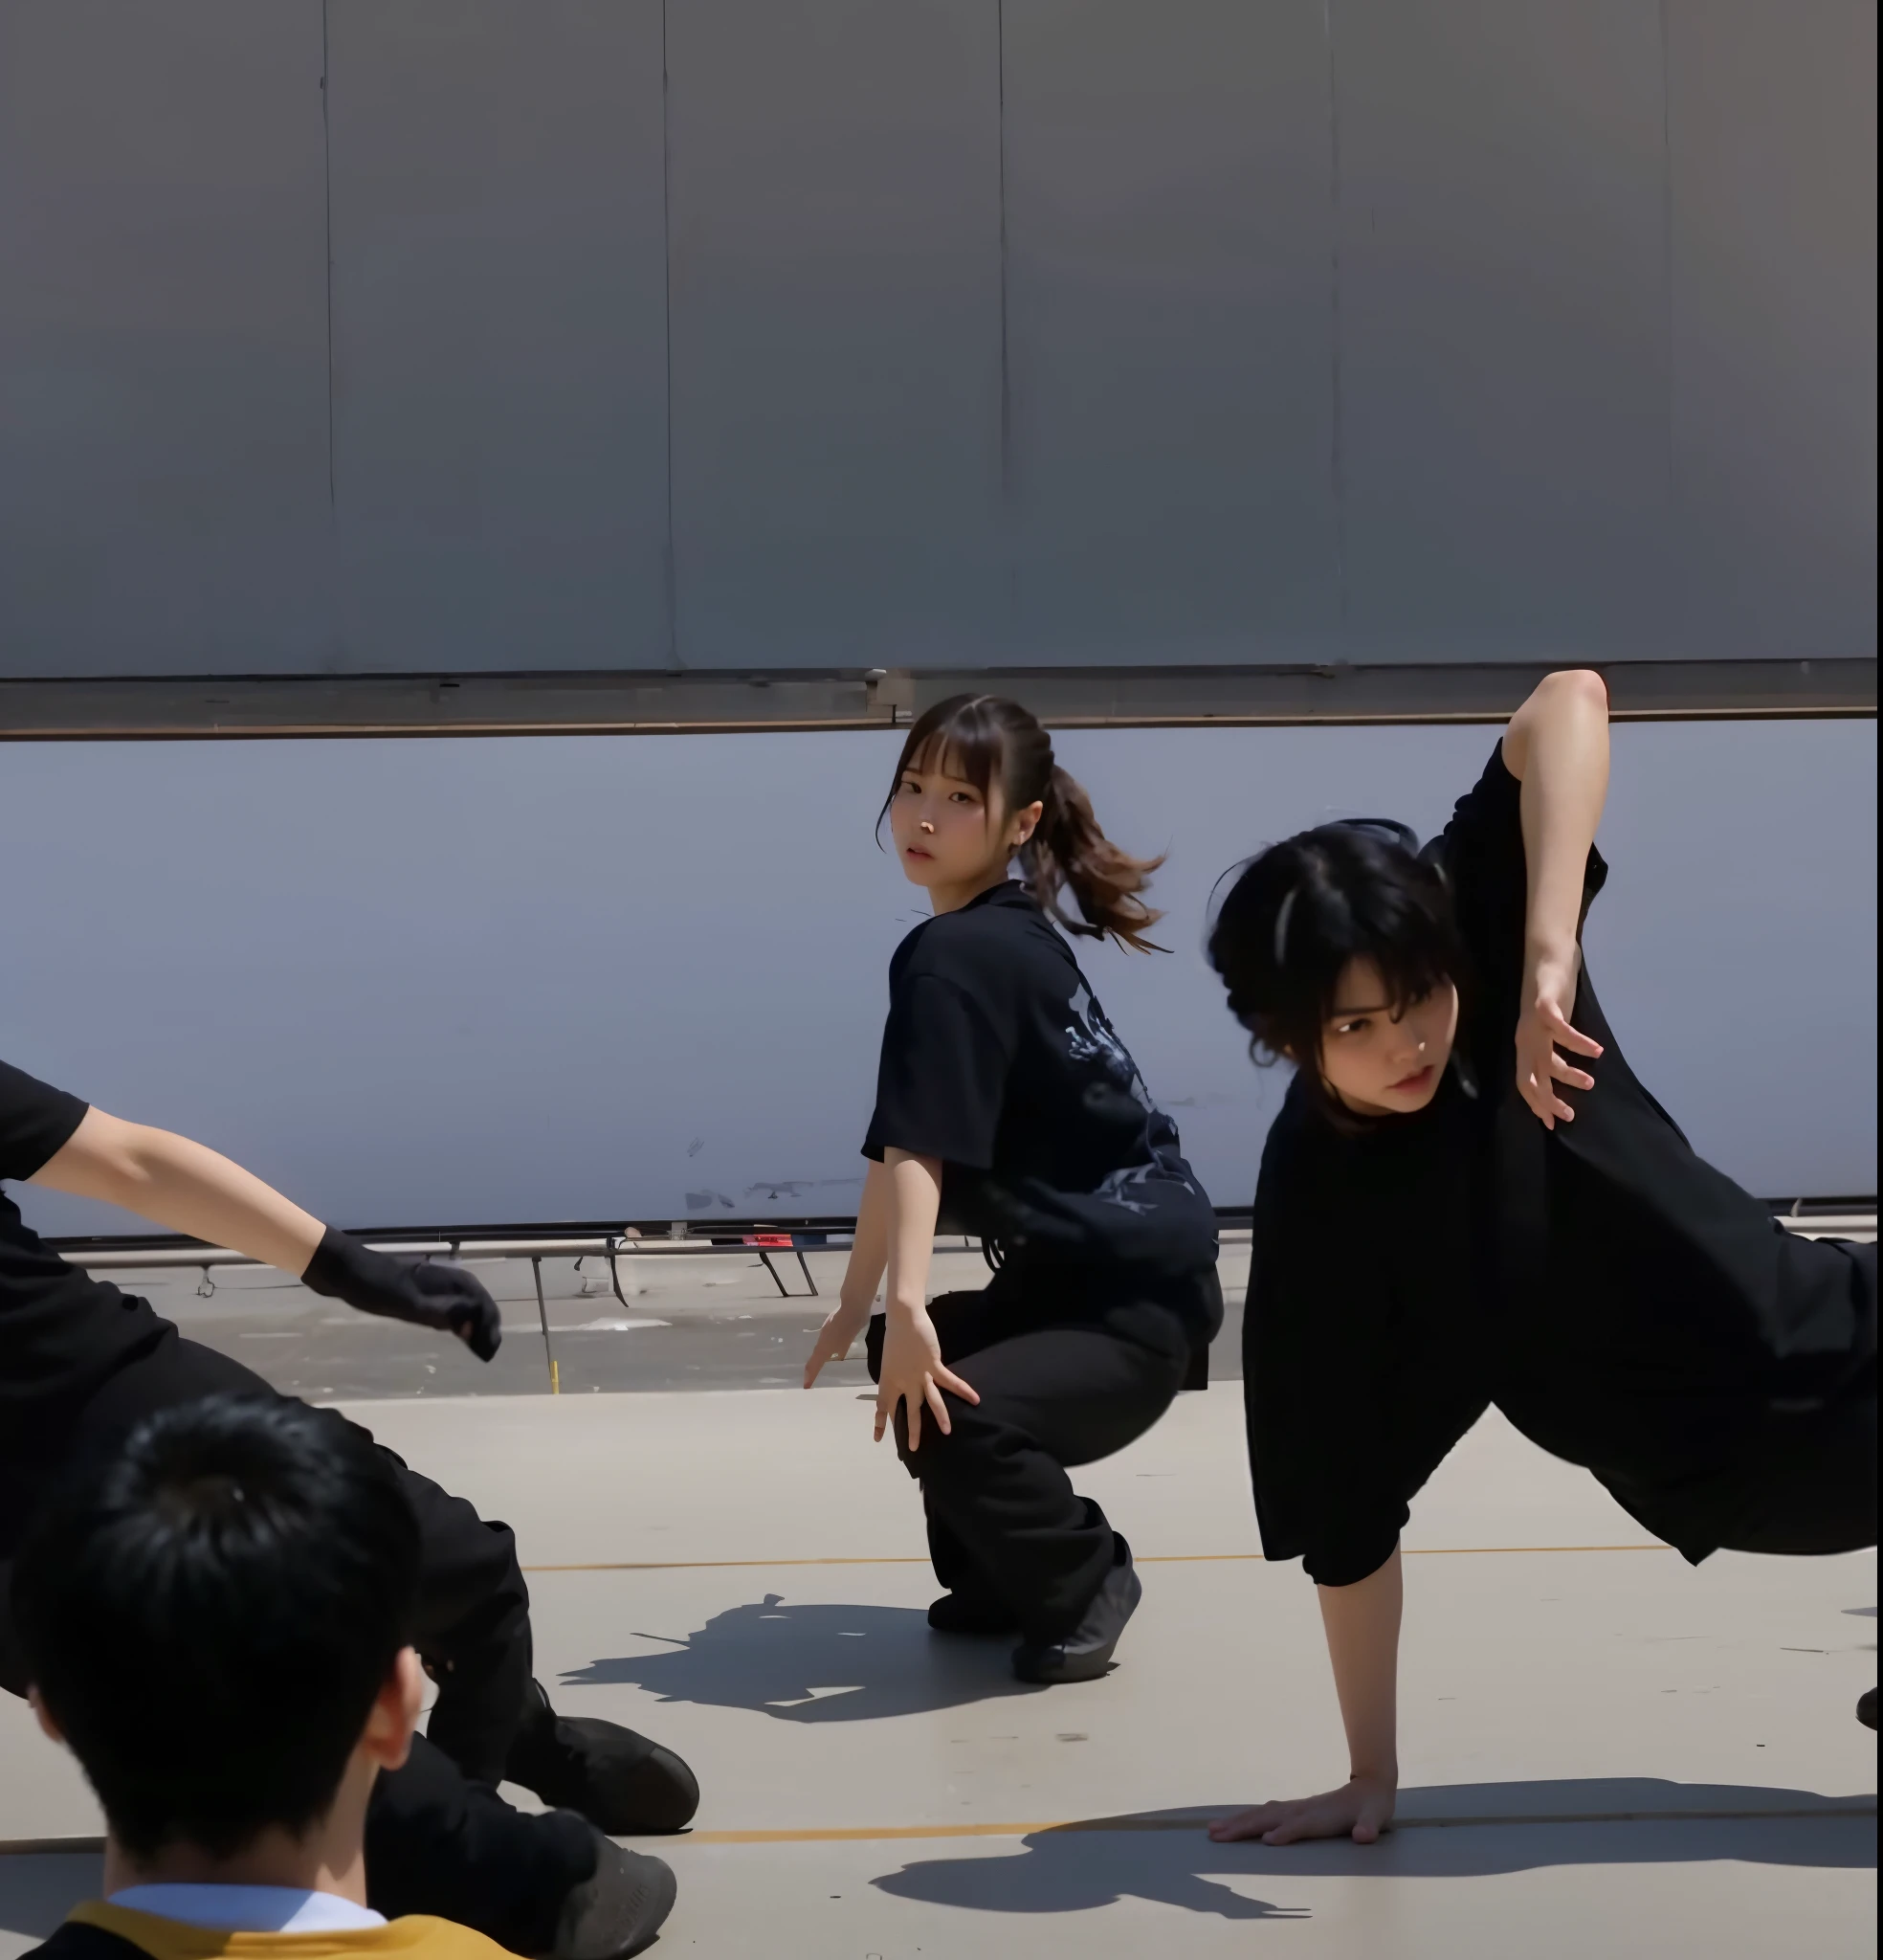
[31,1110,324,1278]
[841,1160,892,1310]
[1503,670,1609,958]
[882,1148,942,1316]
[1318,1548,1403,1784]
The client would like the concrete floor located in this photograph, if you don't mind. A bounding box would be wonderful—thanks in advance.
[45,1239,1246,1401]
[1,1296,1873,1959]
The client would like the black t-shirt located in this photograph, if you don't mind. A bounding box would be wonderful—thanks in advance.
[864,881,1220,1327]
[1244,745,1875,1583]
[1,1060,172,1485]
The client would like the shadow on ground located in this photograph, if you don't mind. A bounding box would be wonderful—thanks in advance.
[872,1783,1878,1922]
[562,1593,1041,1721]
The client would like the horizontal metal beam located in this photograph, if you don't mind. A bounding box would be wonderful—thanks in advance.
[0,658,1872,740]
[46,1200,1873,1264]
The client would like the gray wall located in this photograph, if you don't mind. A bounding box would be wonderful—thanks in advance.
[4,718,1873,1242]
[2,1,1873,678]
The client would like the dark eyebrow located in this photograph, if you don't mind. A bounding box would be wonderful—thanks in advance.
[1327,1001,1393,1020]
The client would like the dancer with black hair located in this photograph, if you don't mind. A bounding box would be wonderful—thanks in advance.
[1202,671,1875,1848]
[15,1394,670,1960]
[0,1062,695,1956]
[803,695,1222,1683]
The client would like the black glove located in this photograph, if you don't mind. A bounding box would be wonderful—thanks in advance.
[302,1228,503,1363]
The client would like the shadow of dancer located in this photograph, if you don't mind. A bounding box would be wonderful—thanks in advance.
[561,1593,1043,1723]
[874,1782,1877,1921]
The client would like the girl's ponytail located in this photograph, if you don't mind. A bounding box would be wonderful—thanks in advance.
[881,693,1166,953]
[1029,764,1165,954]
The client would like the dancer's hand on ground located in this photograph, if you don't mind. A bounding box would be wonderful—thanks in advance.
[1207,1774,1396,1846]
[875,1304,978,1451]
[803,1296,874,1388]
[1516,945,1602,1129]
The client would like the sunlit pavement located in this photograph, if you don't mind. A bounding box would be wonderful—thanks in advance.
[1,1253,1873,1957]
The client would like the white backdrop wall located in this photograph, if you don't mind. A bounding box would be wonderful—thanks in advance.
[3,718,1874,1240]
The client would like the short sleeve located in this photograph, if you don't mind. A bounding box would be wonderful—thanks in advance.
[0,1059,90,1184]
[1242,1106,1489,1587]
[1244,1213,1411,1586]
[863,973,1010,1169]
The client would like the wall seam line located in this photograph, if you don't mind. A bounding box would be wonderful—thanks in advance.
[660,0,681,671]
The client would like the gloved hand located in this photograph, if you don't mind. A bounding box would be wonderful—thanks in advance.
[301,1228,503,1362]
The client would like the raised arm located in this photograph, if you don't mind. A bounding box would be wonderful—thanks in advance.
[1209,1548,1404,1845]
[1501,669,1611,1127]
[32,1107,502,1361]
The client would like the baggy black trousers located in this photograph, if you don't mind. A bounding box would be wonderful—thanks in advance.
[866,1282,1197,1645]
[1615,1352,1878,1562]
[0,1330,592,1956]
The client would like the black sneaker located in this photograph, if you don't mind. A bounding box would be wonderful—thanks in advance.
[1010,1540,1141,1685]
[508,1681,700,1835]
[927,1592,1022,1637]
[1858,1687,1877,1731]
[544,1826,676,1960]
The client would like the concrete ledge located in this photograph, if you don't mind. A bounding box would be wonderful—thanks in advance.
[2,658,1873,740]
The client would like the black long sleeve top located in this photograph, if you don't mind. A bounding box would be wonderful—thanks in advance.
[1244,745,1875,1584]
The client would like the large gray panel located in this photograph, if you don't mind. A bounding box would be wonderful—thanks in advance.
[1666,0,1878,660]
[326,1,670,673]
[1001,1,1339,662]
[666,0,1004,666]
[1334,0,1672,659]
[2,722,1872,1240]
[0,1,331,676]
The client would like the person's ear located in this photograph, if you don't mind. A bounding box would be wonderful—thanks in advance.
[361,1648,426,1774]
[1008,799,1045,851]
[28,1687,65,1748]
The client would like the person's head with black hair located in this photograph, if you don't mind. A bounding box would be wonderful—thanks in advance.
[12,1393,423,1893]
[879,693,1166,951]
[1207,820,1469,1126]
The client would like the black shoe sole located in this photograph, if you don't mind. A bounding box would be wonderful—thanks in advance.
[1011,1562,1142,1684]
[548,1832,677,1960]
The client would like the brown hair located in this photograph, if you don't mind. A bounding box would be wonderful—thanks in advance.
[878,694,1166,953]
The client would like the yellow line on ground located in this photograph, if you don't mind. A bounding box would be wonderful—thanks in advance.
[521,1546,1671,1572]
[6,1796,1867,1861]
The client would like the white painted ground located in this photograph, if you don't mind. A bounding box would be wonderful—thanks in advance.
[2,1390,1873,1958]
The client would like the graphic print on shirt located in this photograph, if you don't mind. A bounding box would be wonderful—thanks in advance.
[1064,984,1154,1110]
[1063,984,1204,1214]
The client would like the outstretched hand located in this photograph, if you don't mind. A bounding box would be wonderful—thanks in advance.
[404,1262,505,1363]
[301,1229,503,1362]
[875,1304,978,1451]
[803,1296,873,1389]
[1207,1774,1396,1847]
[1516,946,1603,1129]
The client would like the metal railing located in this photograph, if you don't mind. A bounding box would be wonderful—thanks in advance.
[59,1229,831,1396]
[54,1207,1872,1395]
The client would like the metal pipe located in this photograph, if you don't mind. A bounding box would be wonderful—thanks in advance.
[531,1256,559,1395]
[54,1212,1870,1279]
[61,1235,851,1272]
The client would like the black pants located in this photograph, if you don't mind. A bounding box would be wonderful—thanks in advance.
[0,1331,591,1956]
[1714,1359,1877,1557]
[866,1282,1195,1645]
